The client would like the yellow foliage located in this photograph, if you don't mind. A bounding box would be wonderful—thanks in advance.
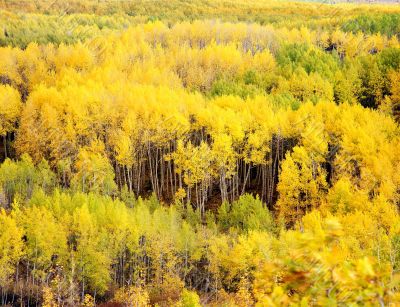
[114,285,150,307]
[0,85,22,136]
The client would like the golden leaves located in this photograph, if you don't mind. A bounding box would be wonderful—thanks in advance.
[0,85,22,136]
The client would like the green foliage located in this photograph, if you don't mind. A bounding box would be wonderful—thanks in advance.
[210,70,277,99]
[343,13,400,37]
[210,79,259,99]
[276,44,339,80]
[358,56,386,108]
[0,12,140,48]
[378,47,400,73]
[182,204,202,229]
[0,154,55,204]
[178,289,201,307]
[218,194,274,233]
[5,0,399,36]
[72,204,111,295]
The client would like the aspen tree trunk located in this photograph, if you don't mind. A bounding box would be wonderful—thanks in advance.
[33,242,37,305]
[127,167,133,192]
[147,143,159,198]
[12,264,18,305]
[241,163,251,195]
[261,164,266,202]
[35,278,39,307]
[122,250,126,287]
[187,185,191,207]
[234,171,239,199]
[115,164,120,188]
[81,268,85,302]
[135,151,143,195]
[20,283,23,307]
[270,136,280,205]
[154,149,160,197]
[123,166,128,189]
[266,159,273,205]
[26,260,29,306]
[160,148,165,196]
[168,159,175,199]
[3,135,6,159]
[200,181,206,217]
[220,170,228,203]
[195,183,199,210]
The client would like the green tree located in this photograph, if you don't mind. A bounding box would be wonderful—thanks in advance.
[218,194,274,233]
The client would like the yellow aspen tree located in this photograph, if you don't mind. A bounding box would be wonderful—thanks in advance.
[0,209,23,289]
[276,146,327,226]
[0,85,22,158]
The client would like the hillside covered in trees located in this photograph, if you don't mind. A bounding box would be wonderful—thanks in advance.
[0,0,400,306]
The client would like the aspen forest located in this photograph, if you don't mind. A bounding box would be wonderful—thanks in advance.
[1,0,400,306]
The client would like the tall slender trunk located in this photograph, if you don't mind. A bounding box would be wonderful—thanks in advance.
[241,163,251,195]
[3,134,7,159]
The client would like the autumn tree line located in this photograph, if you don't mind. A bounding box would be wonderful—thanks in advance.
[1,1,400,48]
[0,2,400,306]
